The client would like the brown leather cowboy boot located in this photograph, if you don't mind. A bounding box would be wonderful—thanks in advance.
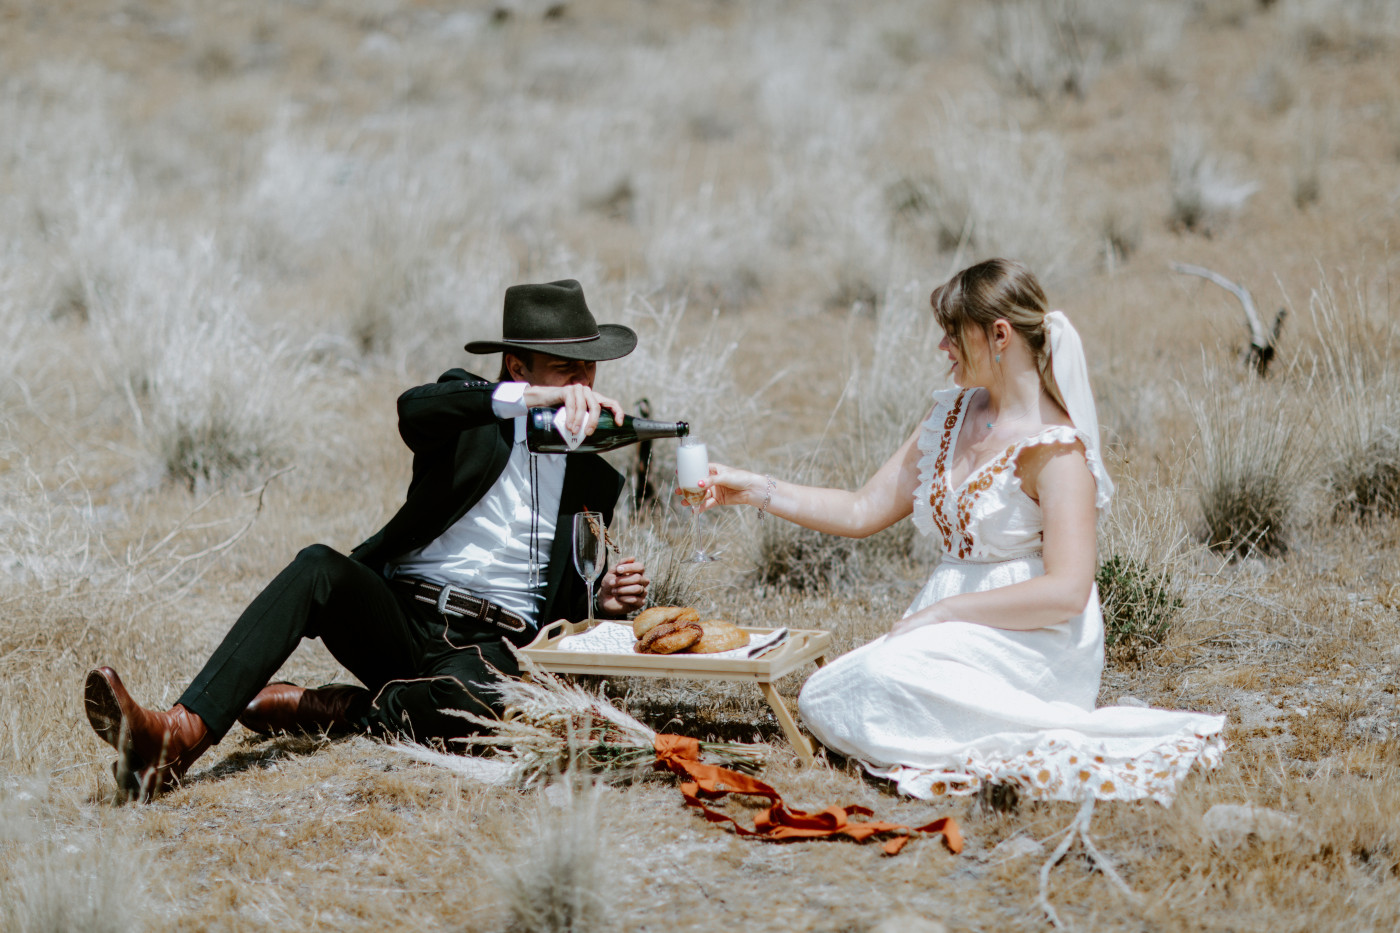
[84,667,213,802]
[237,682,365,736]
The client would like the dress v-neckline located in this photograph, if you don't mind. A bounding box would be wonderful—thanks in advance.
[943,389,1065,493]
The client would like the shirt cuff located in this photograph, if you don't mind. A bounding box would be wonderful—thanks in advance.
[492,382,528,419]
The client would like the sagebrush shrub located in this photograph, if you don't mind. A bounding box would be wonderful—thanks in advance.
[1096,554,1182,665]
[1305,274,1400,523]
[1191,380,1309,558]
[1328,430,1400,520]
[1168,132,1259,234]
[1200,470,1293,557]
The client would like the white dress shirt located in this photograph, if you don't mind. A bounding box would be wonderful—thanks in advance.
[389,382,566,625]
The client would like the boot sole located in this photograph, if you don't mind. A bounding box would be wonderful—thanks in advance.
[86,671,163,801]
[84,670,129,752]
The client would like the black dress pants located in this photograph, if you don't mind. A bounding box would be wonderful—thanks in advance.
[177,544,522,743]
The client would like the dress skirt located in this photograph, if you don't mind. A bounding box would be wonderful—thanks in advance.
[797,556,1226,803]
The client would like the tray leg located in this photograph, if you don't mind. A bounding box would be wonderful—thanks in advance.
[758,681,817,766]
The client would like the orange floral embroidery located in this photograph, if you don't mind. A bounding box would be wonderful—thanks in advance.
[927,391,965,554]
[953,445,1018,558]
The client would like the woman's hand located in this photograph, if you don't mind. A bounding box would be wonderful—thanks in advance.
[685,463,766,511]
[889,602,954,638]
[522,384,625,437]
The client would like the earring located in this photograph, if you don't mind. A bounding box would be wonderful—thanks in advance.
[995,353,1001,363]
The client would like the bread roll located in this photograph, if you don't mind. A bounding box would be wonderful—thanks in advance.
[686,620,750,654]
[632,606,700,639]
[636,620,703,654]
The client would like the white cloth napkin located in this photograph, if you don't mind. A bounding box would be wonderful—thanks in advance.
[551,621,790,660]
[551,408,585,451]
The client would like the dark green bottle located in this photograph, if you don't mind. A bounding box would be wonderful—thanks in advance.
[525,407,689,454]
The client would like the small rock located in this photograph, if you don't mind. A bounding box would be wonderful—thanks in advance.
[991,835,1045,860]
[1117,695,1149,708]
[1201,804,1307,851]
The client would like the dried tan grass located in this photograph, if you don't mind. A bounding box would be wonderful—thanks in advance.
[478,776,623,933]
[3,1,1400,930]
[1301,272,1400,520]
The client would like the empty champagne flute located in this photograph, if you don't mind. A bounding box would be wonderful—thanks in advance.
[675,436,718,563]
[573,511,605,626]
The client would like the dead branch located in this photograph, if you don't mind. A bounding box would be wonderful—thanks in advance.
[1171,262,1287,376]
[142,465,295,591]
[1038,796,1139,929]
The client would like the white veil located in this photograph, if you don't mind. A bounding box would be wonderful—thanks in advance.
[1045,310,1114,512]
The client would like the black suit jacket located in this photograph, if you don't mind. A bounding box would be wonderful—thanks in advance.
[349,368,625,626]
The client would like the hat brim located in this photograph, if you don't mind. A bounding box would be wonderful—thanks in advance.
[464,323,638,362]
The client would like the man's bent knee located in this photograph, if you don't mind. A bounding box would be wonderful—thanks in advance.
[291,543,357,582]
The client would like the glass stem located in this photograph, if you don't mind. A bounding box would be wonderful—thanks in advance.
[585,580,595,625]
[690,506,702,557]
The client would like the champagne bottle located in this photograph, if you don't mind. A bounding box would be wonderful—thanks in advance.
[525,407,689,454]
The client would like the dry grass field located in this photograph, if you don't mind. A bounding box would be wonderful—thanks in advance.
[3,0,1400,929]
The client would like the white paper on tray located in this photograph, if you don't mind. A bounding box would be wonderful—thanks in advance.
[553,621,789,660]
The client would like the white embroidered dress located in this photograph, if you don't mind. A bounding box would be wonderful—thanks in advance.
[797,387,1226,804]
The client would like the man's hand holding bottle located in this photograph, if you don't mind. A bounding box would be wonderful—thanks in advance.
[522,384,625,438]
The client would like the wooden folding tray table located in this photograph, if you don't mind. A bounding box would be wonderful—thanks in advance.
[520,620,833,765]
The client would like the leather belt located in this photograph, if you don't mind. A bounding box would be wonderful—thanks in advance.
[391,578,528,634]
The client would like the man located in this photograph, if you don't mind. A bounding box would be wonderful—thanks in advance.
[84,279,650,801]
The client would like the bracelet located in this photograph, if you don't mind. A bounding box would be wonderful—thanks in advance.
[756,475,776,520]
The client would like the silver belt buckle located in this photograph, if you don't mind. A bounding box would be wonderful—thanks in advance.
[435,583,467,618]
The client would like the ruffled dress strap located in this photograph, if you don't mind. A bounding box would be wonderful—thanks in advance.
[1000,425,1113,512]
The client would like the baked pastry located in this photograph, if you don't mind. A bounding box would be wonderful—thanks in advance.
[635,620,703,654]
[632,606,700,639]
[686,620,750,654]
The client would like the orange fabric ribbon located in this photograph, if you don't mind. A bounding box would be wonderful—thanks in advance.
[653,734,963,856]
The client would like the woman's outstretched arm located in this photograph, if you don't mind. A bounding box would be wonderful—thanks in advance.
[699,419,926,539]
[891,441,1098,634]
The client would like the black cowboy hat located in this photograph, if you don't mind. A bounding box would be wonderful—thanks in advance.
[464,279,637,361]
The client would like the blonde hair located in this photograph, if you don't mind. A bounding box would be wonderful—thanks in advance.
[929,258,1067,413]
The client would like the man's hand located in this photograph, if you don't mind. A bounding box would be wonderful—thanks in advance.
[596,556,649,617]
[522,384,625,437]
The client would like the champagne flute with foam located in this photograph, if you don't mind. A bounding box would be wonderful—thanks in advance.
[676,436,718,563]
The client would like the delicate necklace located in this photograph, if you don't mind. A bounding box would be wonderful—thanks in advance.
[985,399,1039,430]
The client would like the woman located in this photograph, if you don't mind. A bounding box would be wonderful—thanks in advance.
[698,259,1223,803]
